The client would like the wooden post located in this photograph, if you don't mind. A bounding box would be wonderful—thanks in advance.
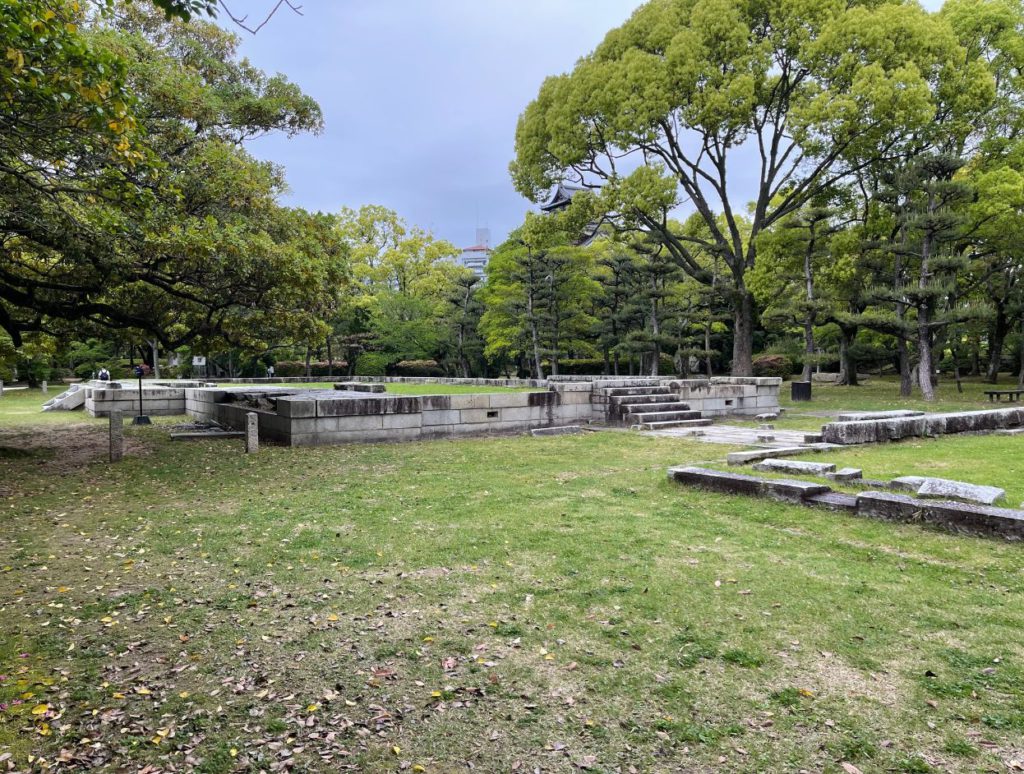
[245,412,258,454]
[109,411,124,462]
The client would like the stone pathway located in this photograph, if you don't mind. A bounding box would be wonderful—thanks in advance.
[641,423,821,447]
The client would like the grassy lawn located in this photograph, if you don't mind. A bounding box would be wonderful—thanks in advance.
[1,383,1023,772]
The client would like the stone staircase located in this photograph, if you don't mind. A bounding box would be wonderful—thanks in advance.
[601,384,712,431]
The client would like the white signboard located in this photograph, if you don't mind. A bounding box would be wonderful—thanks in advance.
[192,356,206,366]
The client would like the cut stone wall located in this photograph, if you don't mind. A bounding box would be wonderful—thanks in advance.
[822,407,1024,444]
[186,384,595,446]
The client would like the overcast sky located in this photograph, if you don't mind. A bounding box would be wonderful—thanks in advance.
[234,0,945,250]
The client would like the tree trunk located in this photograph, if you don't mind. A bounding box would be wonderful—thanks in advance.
[326,338,333,378]
[986,303,1008,383]
[837,324,859,386]
[705,321,713,377]
[731,289,754,376]
[918,314,936,401]
[898,337,913,397]
[304,347,311,380]
[150,340,160,379]
[1018,319,1024,388]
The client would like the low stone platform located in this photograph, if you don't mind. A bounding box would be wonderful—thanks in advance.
[822,407,1024,444]
[642,423,821,447]
[668,466,1024,540]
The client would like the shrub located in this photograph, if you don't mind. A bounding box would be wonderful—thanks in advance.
[751,353,793,379]
[556,354,678,375]
[271,360,348,377]
[354,352,389,376]
[391,359,444,377]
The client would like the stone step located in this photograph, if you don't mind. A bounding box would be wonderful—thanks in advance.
[634,418,712,431]
[609,393,678,406]
[604,386,674,397]
[619,401,691,413]
[626,410,703,424]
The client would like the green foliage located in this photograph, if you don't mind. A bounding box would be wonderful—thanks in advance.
[353,352,388,377]
[751,353,794,379]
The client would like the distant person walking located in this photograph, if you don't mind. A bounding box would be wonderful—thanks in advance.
[98,367,110,382]
[266,365,275,379]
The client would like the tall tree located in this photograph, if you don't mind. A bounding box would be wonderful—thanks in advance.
[511,0,989,375]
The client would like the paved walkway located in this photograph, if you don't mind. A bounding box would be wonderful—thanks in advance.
[642,423,821,447]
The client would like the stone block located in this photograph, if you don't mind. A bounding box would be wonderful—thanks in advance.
[759,478,832,502]
[487,392,532,408]
[916,478,1006,506]
[245,412,258,453]
[855,491,1024,539]
[273,397,316,418]
[323,414,385,432]
[890,476,926,492]
[836,410,924,422]
[421,409,461,426]
[668,466,763,496]
[827,467,863,482]
[753,459,836,475]
[448,394,490,410]
[420,395,451,410]
[382,413,423,430]
[727,447,811,465]
[806,492,859,512]
[531,425,582,436]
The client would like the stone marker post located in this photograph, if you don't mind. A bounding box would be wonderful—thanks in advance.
[245,411,258,453]
[41,380,48,394]
[109,411,124,462]
[0,379,4,398]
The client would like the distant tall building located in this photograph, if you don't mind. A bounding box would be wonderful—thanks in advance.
[457,227,492,279]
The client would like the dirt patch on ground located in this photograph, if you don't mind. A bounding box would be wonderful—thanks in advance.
[0,422,148,475]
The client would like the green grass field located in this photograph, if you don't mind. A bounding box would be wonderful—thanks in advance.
[1,381,1022,772]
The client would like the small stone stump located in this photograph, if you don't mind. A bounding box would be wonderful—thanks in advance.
[109,411,124,462]
[41,380,48,394]
[0,379,4,398]
[245,411,259,453]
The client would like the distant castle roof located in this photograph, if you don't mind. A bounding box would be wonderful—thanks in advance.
[540,182,585,213]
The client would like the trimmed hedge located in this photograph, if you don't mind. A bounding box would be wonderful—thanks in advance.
[391,360,445,377]
[752,353,793,379]
[272,360,348,377]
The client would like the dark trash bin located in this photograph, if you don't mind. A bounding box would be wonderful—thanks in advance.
[791,381,812,402]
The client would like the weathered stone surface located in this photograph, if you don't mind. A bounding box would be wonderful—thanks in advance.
[826,467,863,482]
[245,412,259,453]
[806,491,858,511]
[836,410,924,422]
[917,478,1005,505]
[333,382,386,392]
[855,491,1024,540]
[530,425,582,437]
[726,444,839,465]
[668,466,830,502]
[759,478,832,502]
[753,459,836,475]
[758,424,774,431]
[109,411,123,462]
[756,434,776,442]
[668,466,763,496]
[755,412,779,421]
[824,408,1024,444]
[41,380,48,393]
[995,427,1024,436]
[890,476,926,492]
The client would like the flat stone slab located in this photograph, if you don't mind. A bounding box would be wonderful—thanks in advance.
[752,459,836,475]
[995,428,1024,436]
[667,466,830,503]
[917,478,1006,506]
[826,467,863,482]
[334,382,386,392]
[726,444,842,466]
[836,410,924,422]
[890,476,926,492]
[806,491,858,512]
[530,425,582,437]
[755,413,779,421]
[856,491,1024,540]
